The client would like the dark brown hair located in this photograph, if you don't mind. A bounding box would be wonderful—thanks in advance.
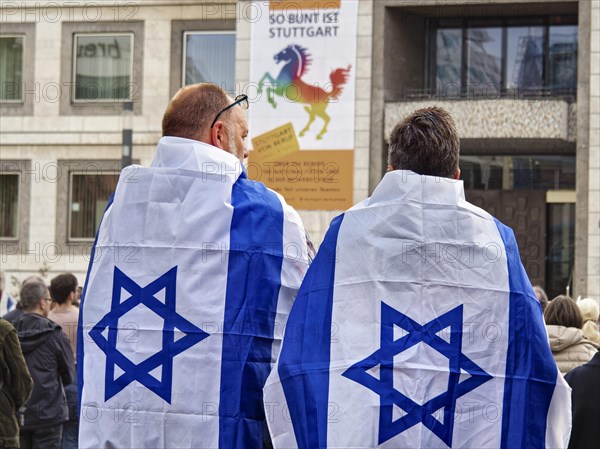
[544,295,583,329]
[388,106,460,178]
[161,83,230,141]
[49,273,78,305]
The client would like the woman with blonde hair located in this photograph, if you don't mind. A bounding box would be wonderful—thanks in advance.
[577,297,600,346]
[545,295,598,374]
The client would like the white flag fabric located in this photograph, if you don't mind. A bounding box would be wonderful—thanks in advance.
[264,170,571,449]
[78,136,309,448]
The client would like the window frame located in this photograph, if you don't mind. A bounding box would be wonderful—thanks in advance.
[0,34,25,104]
[71,32,135,103]
[56,160,121,248]
[60,21,144,116]
[169,19,235,100]
[0,160,31,252]
[0,23,35,116]
[0,172,21,240]
[67,169,120,242]
[428,15,578,98]
[181,30,236,88]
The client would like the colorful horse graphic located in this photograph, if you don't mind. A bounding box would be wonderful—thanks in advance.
[257,44,351,140]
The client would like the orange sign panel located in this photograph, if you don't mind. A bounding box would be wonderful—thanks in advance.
[269,0,341,10]
[249,124,353,210]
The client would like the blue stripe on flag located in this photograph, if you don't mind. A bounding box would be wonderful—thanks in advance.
[494,218,557,449]
[278,214,344,449]
[77,192,115,410]
[219,174,285,449]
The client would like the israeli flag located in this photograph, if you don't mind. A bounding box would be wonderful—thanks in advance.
[78,137,310,448]
[264,170,571,449]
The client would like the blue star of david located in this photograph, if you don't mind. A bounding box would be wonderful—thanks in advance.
[342,302,492,447]
[89,266,209,403]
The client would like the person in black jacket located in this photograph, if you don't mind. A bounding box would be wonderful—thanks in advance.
[565,351,600,449]
[8,280,75,449]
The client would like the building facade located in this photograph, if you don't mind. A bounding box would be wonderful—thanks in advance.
[0,0,598,301]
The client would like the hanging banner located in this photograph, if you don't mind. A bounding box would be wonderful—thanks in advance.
[248,0,358,210]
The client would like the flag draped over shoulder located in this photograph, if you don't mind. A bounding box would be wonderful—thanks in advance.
[264,170,571,449]
[78,137,309,449]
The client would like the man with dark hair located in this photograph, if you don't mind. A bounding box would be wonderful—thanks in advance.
[9,281,74,449]
[387,106,460,179]
[0,317,33,449]
[48,273,79,358]
[265,107,571,448]
[79,83,311,448]
[48,273,79,449]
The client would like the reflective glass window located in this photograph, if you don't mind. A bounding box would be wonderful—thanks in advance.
[432,20,578,97]
[184,32,236,95]
[436,29,462,94]
[74,34,133,101]
[549,25,578,91]
[0,36,24,102]
[466,27,502,94]
[460,155,576,190]
[506,26,545,90]
[546,203,575,299]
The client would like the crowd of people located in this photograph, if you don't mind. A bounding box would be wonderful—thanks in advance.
[1,272,79,449]
[0,84,599,449]
[532,286,600,448]
[2,273,598,448]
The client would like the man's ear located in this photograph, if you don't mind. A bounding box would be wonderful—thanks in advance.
[454,168,461,180]
[211,122,226,150]
[387,164,394,172]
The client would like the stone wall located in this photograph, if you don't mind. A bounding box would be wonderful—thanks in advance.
[587,0,600,299]
[0,1,237,286]
[385,99,574,141]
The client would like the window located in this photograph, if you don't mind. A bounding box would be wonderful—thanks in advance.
[0,36,24,102]
[73,33,133,102]
[60,22,143,115]
[0,174,19,238]
[0,160,30,249]
[460,155,576,191]
[183,31,236,93]
[549,25,578,90]
[1,24,35,115]
[546,200,575,299]
[68,171,119,240]
[466,26,502,92]
[432,17,578,97]
[435,29,462,95]
[169,20,235,99]
[506,26,544,90]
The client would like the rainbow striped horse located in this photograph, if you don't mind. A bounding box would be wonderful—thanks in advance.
[258,44,351,140]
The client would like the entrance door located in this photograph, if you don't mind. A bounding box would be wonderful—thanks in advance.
[466,190,546,287]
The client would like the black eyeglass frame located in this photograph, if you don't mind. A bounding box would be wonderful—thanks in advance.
[210,94,249,129]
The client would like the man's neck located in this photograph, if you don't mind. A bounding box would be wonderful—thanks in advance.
[53,302,74,313]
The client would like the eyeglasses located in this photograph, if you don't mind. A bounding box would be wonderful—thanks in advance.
[210,94,249,129]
